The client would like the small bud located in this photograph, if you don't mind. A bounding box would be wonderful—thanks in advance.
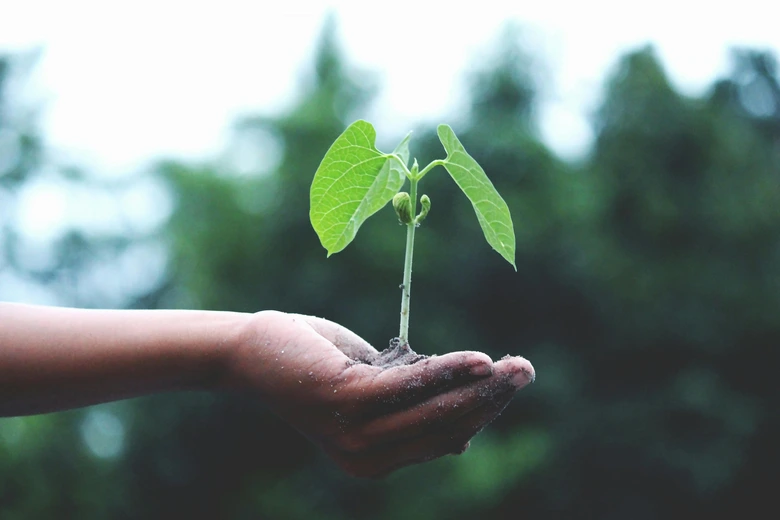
[415,194,431,225]
[393,192,413,224]
[411,158,419,176]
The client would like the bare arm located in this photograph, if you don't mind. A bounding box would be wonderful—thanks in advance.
[0,302,245,416]
[0,302,535,478]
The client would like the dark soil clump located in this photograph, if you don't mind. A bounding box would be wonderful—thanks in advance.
[365,337,428,369]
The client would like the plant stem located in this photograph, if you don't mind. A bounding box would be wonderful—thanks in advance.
[398,175,418,346]
[416,159,445,180]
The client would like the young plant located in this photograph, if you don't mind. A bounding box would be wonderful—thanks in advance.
[310,120,515,360]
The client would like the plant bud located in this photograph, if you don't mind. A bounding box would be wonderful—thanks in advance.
[415,194,431,225]
[393,192,413,224]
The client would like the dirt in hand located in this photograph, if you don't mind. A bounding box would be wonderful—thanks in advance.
[363,337,428,369]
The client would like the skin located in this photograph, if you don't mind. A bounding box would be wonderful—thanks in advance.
[0,302,535,479]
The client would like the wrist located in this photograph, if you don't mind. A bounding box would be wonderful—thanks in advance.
[188,311,257,392]
[210,310,278,390]
[216,310,299,394]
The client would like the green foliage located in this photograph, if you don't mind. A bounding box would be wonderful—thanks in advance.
[310,118,516,343]
[310,121,410,256]
[309,120,516,268]
[437,124,516,269]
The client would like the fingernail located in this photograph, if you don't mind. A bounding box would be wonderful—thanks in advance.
[470,363,493,377]
[511,366,535,387]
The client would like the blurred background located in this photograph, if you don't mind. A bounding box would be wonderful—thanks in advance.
[1,1,778,518]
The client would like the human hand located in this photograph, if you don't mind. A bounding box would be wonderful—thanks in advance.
[221,311,535,478]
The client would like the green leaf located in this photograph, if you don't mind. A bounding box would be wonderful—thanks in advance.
[310,120,410,256]
[437,124,516,269]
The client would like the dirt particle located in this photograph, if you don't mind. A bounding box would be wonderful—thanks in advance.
[358,337,428,370]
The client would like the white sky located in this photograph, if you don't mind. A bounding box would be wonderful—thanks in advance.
[1,0,779,172]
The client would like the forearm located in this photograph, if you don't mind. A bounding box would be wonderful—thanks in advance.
[0,303,249,416]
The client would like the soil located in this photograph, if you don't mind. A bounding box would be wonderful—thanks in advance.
[363,337,429,369]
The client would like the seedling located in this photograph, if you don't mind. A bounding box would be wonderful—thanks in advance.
[310,120,515,362]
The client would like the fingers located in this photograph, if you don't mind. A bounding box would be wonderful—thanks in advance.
[494,355,535,386]
[296,314,378,363]
[294,315,526,416]
[340,355,533,450]
[330,389,517,479]
[349,351,495,412]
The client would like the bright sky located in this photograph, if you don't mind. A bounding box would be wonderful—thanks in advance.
[1,0,779,171]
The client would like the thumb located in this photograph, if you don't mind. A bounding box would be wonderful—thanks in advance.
[295,315,379,363]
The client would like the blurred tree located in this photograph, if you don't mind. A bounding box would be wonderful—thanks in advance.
[714,49,780,136]
[1,51,45,293]
[0,51,167,311]
[0,52,170,518]
[0,52,129,519]
[546,46,779,518]
[0,53,42,188]
[3,19,778,520]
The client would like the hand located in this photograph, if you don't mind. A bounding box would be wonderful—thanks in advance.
[222,311,535,478]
